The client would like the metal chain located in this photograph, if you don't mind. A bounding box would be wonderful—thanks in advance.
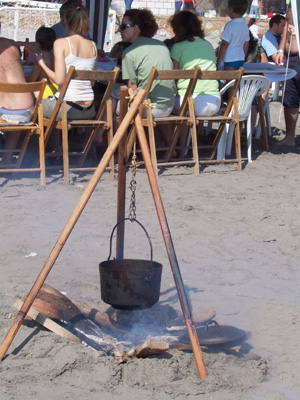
[128,136,137,221]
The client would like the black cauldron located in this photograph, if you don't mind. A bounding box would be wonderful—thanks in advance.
[99,219,163,309]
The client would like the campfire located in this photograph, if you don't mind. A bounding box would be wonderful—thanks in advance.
[14,283,249,364]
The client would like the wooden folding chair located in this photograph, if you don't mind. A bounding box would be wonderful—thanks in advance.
[0,80,46,185]
[43,66,120,184]
[122,66,201,176]
[166,68,244,171]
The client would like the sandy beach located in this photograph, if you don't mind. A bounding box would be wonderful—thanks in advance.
[0,99,300,399]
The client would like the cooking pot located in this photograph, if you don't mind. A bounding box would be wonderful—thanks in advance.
[99,218,163,309]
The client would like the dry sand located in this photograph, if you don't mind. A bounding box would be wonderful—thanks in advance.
[0,100,300,399]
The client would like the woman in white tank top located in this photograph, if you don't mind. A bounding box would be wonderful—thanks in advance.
[37,3,97,146]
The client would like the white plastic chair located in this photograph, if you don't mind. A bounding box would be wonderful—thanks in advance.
[217,75,269,163]
[270,80,281,101]
[255,92,272,139]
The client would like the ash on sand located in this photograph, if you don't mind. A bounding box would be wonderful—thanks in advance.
[1,100,300,399]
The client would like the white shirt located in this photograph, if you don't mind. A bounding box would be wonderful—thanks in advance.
[221,18,250,63]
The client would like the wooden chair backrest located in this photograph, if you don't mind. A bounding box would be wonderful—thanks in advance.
[44,66,75,140]
[143,66,201,117]
[44,66,120,140]
[70,66,120,121]
[142,67,243,119]
[0,80,46,122]
[195,68,244,118]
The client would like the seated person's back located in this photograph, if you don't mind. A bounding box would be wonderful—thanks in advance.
[0,38,33,110]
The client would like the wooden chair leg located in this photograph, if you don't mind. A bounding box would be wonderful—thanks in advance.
[107,99,114,180]
[165,123,183,163]
[38,105,46,186]
[61,102,69,185]
[188,97,199,175]
[233,99,242,172]
[210,121,226,160]
[257,95,268,151]
[146,106,158,176]
[15,131,30,169]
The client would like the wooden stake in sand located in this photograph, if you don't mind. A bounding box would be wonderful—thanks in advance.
[133,108,207,380]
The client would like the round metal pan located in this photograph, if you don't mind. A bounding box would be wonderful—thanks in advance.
[179,320,248,346]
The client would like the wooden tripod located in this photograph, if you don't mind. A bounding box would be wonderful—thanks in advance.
[0,88,207,379]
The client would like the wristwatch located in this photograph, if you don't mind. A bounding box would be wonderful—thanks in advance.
[277,49,284,53]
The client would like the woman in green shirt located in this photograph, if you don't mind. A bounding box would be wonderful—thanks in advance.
[170,11,221,117]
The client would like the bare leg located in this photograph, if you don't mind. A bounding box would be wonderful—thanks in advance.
[1,131,21,165]
[276,107,298,146]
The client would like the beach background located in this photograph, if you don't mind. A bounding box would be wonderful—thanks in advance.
[0,98,300,399]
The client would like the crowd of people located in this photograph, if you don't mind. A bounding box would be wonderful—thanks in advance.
[0,0,299,170]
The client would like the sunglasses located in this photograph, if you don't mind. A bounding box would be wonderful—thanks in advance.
[119,23,135,31]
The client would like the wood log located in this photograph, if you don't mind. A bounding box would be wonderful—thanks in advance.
[72,300,124,334]
[13,299,80,343]
[135,341,169,358]
[23,284,116,353]
[24,283,84,321]
[113,341,169,363]
[25,283,121,333]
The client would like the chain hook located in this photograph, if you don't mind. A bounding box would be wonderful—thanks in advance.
[128,129,137,221]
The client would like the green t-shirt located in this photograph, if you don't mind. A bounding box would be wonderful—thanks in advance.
[171,37,219,96]
[122,37,176,109]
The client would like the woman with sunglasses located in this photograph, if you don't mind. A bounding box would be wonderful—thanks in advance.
[119,8,176,152]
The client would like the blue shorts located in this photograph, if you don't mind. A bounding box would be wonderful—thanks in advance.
[283,53,300,109]
[224,60,244,69]
[0,106,33,124]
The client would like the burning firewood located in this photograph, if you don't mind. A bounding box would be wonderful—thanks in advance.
[21,283,122,353]
[113,341,169,363]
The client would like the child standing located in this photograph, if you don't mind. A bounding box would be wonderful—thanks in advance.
[216,0,249,70]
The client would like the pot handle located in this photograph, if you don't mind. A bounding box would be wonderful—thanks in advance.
[204,320,220,331]
[107,218,153,261]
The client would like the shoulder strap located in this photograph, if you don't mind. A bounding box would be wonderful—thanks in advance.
[65,37,75,55]
[65,37,72,53]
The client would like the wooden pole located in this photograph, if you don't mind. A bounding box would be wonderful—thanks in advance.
[116,86,130,259]
[133,110,207,380]
[0,90,146,361]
